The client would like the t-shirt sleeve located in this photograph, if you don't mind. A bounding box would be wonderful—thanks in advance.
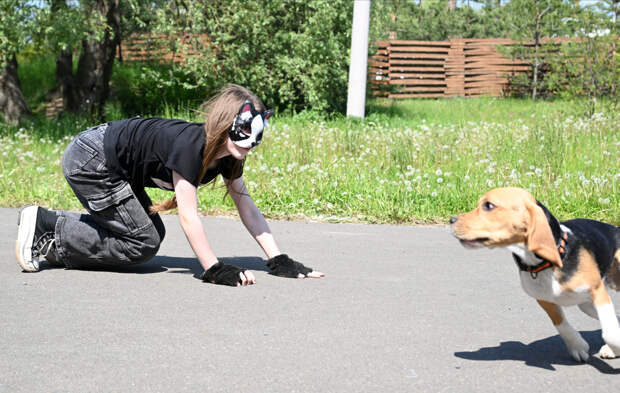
[220,156,244,180]
[165,128,205,186]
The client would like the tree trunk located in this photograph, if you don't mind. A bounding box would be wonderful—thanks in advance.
[55,0,121,119]
[56,48,80,112]
[0,55,30,125]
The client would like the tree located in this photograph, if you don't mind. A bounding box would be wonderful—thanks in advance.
[369,0,512,43]
[503,0,572,100]
[0,1,33,124]
[544,1,619,113]
[37,0,121,118]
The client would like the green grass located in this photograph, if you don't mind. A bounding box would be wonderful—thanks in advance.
[0,98,618,225]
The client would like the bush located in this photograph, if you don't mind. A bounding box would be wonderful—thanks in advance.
[110,62,208,116]
[150,0,353,113]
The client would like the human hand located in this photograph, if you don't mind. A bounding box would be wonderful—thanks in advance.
[266,254,325,279]
[200,262,256,286]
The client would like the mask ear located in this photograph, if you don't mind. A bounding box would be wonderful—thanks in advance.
[525,201,562,267]
[240,102,252,115]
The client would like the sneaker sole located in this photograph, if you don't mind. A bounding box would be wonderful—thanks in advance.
[16,206,39,272]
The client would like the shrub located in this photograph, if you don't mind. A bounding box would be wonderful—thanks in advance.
[150,0,353,113]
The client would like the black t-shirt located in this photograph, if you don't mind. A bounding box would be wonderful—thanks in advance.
[103,117,243,191]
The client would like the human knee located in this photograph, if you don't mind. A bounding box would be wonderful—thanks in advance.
[125,231,162,263]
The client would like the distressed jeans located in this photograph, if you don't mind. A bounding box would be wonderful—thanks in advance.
[54,124,166,268]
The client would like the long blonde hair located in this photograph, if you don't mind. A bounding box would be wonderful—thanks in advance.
[150,84,265,214]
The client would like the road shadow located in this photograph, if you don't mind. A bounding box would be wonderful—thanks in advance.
[454,330,620,374]
[44,255,269,278]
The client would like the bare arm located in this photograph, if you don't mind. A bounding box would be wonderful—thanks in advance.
[173,170,219,270]
[227,176,324,279]
[226,176,281,258]
[173,171,255,285]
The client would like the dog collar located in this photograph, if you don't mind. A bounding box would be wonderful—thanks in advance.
[513,231,569,278]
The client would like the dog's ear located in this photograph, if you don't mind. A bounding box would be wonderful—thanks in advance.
[525,201,562,267]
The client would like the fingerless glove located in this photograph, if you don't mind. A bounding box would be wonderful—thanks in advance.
[200,262,247,286]
[266,254,313,278]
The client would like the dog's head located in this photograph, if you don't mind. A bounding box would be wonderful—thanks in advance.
[450,187,562,267]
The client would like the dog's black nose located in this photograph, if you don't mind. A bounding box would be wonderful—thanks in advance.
[449,216,458,224]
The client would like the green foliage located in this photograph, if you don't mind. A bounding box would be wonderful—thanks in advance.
[110,62,208,116]
[31,1,90,53]
[148,0,353,113]
[1,99,618,224]
[542,2,619,107]
[0,0,36,63]
[16,48,56,109]
[370,0,512,42]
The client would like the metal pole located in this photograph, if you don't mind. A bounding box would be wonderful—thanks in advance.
[346,0,370,119]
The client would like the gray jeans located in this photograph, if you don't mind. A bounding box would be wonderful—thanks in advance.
[55,124,165,268]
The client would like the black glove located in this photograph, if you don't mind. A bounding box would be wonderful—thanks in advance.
[266,254,313,278]
[200,262,247,286]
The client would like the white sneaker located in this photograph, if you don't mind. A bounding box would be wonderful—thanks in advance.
[16,206,41,272]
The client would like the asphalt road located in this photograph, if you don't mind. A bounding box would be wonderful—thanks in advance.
[1,208,619,392]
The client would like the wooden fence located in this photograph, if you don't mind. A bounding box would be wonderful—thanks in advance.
[369,38,534,98]
[117,35,573,99]
[116,34,209,63]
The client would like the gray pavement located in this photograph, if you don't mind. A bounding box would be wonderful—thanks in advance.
[1,207,619,392]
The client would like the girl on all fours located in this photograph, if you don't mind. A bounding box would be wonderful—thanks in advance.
[16,84,323,286]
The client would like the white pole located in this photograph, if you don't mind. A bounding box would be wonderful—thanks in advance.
[346,0,371,119]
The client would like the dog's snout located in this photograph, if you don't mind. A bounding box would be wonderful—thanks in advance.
[449,216,458,225]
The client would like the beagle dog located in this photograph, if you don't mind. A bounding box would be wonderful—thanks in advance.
[450,187,620,362]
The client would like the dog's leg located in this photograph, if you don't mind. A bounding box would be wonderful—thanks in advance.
[591,284,620,359]
[537,299,590,361]
[578,302,599,319]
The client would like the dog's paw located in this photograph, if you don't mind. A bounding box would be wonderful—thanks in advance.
[566,336,590,362]
[597,344,617,359]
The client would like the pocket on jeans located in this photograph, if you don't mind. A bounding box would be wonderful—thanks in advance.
[86,183,142,235]
[63,137,99,175]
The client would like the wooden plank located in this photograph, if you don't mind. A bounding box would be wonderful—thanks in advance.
[390,59,445,66]
[390,79,446,86]
[465,83,505,90]
[465,65,531,73]
[389,66,444,72]
[389,46,450,54]
[465,57,520,64]
[400,86,445,91]
[465,80,509,88]
[466,75,509,83]
[390,72,445,79]
[389,40,450,47]
[389,53,448,60]
[388,93,446,98]
[368,60,389,67]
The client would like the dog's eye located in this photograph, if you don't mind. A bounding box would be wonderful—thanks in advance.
[482,201,496,211]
